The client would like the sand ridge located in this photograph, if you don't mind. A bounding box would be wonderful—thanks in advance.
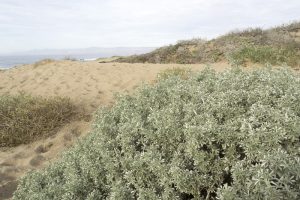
[0,61,230,199]
[0,61,229,112]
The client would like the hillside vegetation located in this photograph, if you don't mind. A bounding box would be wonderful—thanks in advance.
[0,94,77,147]
[14,67,300,199]
[117,22,300,67]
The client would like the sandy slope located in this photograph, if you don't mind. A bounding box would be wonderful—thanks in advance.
[0,61,230,199]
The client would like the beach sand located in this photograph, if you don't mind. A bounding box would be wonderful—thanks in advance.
[0,60,230,199]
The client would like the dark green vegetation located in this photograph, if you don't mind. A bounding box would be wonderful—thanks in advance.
[0,94,77,147]
[117,22,300,67]
[14,67,300,199]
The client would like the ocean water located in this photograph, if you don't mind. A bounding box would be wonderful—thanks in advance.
[0,54,100,69]
[0,47,156,69]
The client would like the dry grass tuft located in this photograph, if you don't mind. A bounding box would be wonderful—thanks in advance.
[0,93,78,147]
[157,67,191,80]
[33,59,55,68]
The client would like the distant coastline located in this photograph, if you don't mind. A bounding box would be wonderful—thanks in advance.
[0,47,156,69]
[0,54,99,69]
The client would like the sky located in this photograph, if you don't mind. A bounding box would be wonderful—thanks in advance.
[0,0,299,54]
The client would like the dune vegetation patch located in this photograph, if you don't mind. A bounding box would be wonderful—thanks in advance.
[33,59,55,68]
[0,93,77,147]
[157,67,191,80]
[117,22,300,68]
[14,67,300,199]
[228,45,299,66]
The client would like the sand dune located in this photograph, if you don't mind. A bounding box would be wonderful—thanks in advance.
[0,61,228,111]
[0,61,230,199]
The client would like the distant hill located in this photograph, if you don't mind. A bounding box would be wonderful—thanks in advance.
[117,22,300,68]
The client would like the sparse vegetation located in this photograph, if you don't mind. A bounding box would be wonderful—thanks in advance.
[0,93,77,147]
[33,59,55,68]
[228,45,299,66]
[63,56,77,61]
[117,22,300,68]
[14,67,300,199]
[97,56,121,63]
[157,67,191,80]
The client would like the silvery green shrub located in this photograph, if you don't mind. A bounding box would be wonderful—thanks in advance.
[14,67,300,199]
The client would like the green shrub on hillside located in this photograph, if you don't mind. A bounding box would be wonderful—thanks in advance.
[117,22,300,67]
[0,94,77,147]
[14,67,300,199]
[228,45,299,66]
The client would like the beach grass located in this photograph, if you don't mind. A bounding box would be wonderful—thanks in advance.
[0,93,78,147]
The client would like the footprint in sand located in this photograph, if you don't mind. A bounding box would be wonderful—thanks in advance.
[43,76,49,81]
[54,86,61,94]
[34,142,53,154]
[0,180,18,199]
[75,78,82,82]
[19,79,27,84]
[113,79,122,87]
[13,152,27,160]
[65,84,71,89]
[120,79,135,90]
[64,127,83,142]
[90,103,98,109]
[90,76,98,82]
[63,132,73,141]
[0,172,15,185]
[29,155,45,167]
[0,165,19,174]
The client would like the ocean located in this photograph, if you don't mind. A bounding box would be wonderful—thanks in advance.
[0,47,156,69]
[0,54,101,69]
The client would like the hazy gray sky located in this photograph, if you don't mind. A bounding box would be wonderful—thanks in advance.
[0,0,299,54]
